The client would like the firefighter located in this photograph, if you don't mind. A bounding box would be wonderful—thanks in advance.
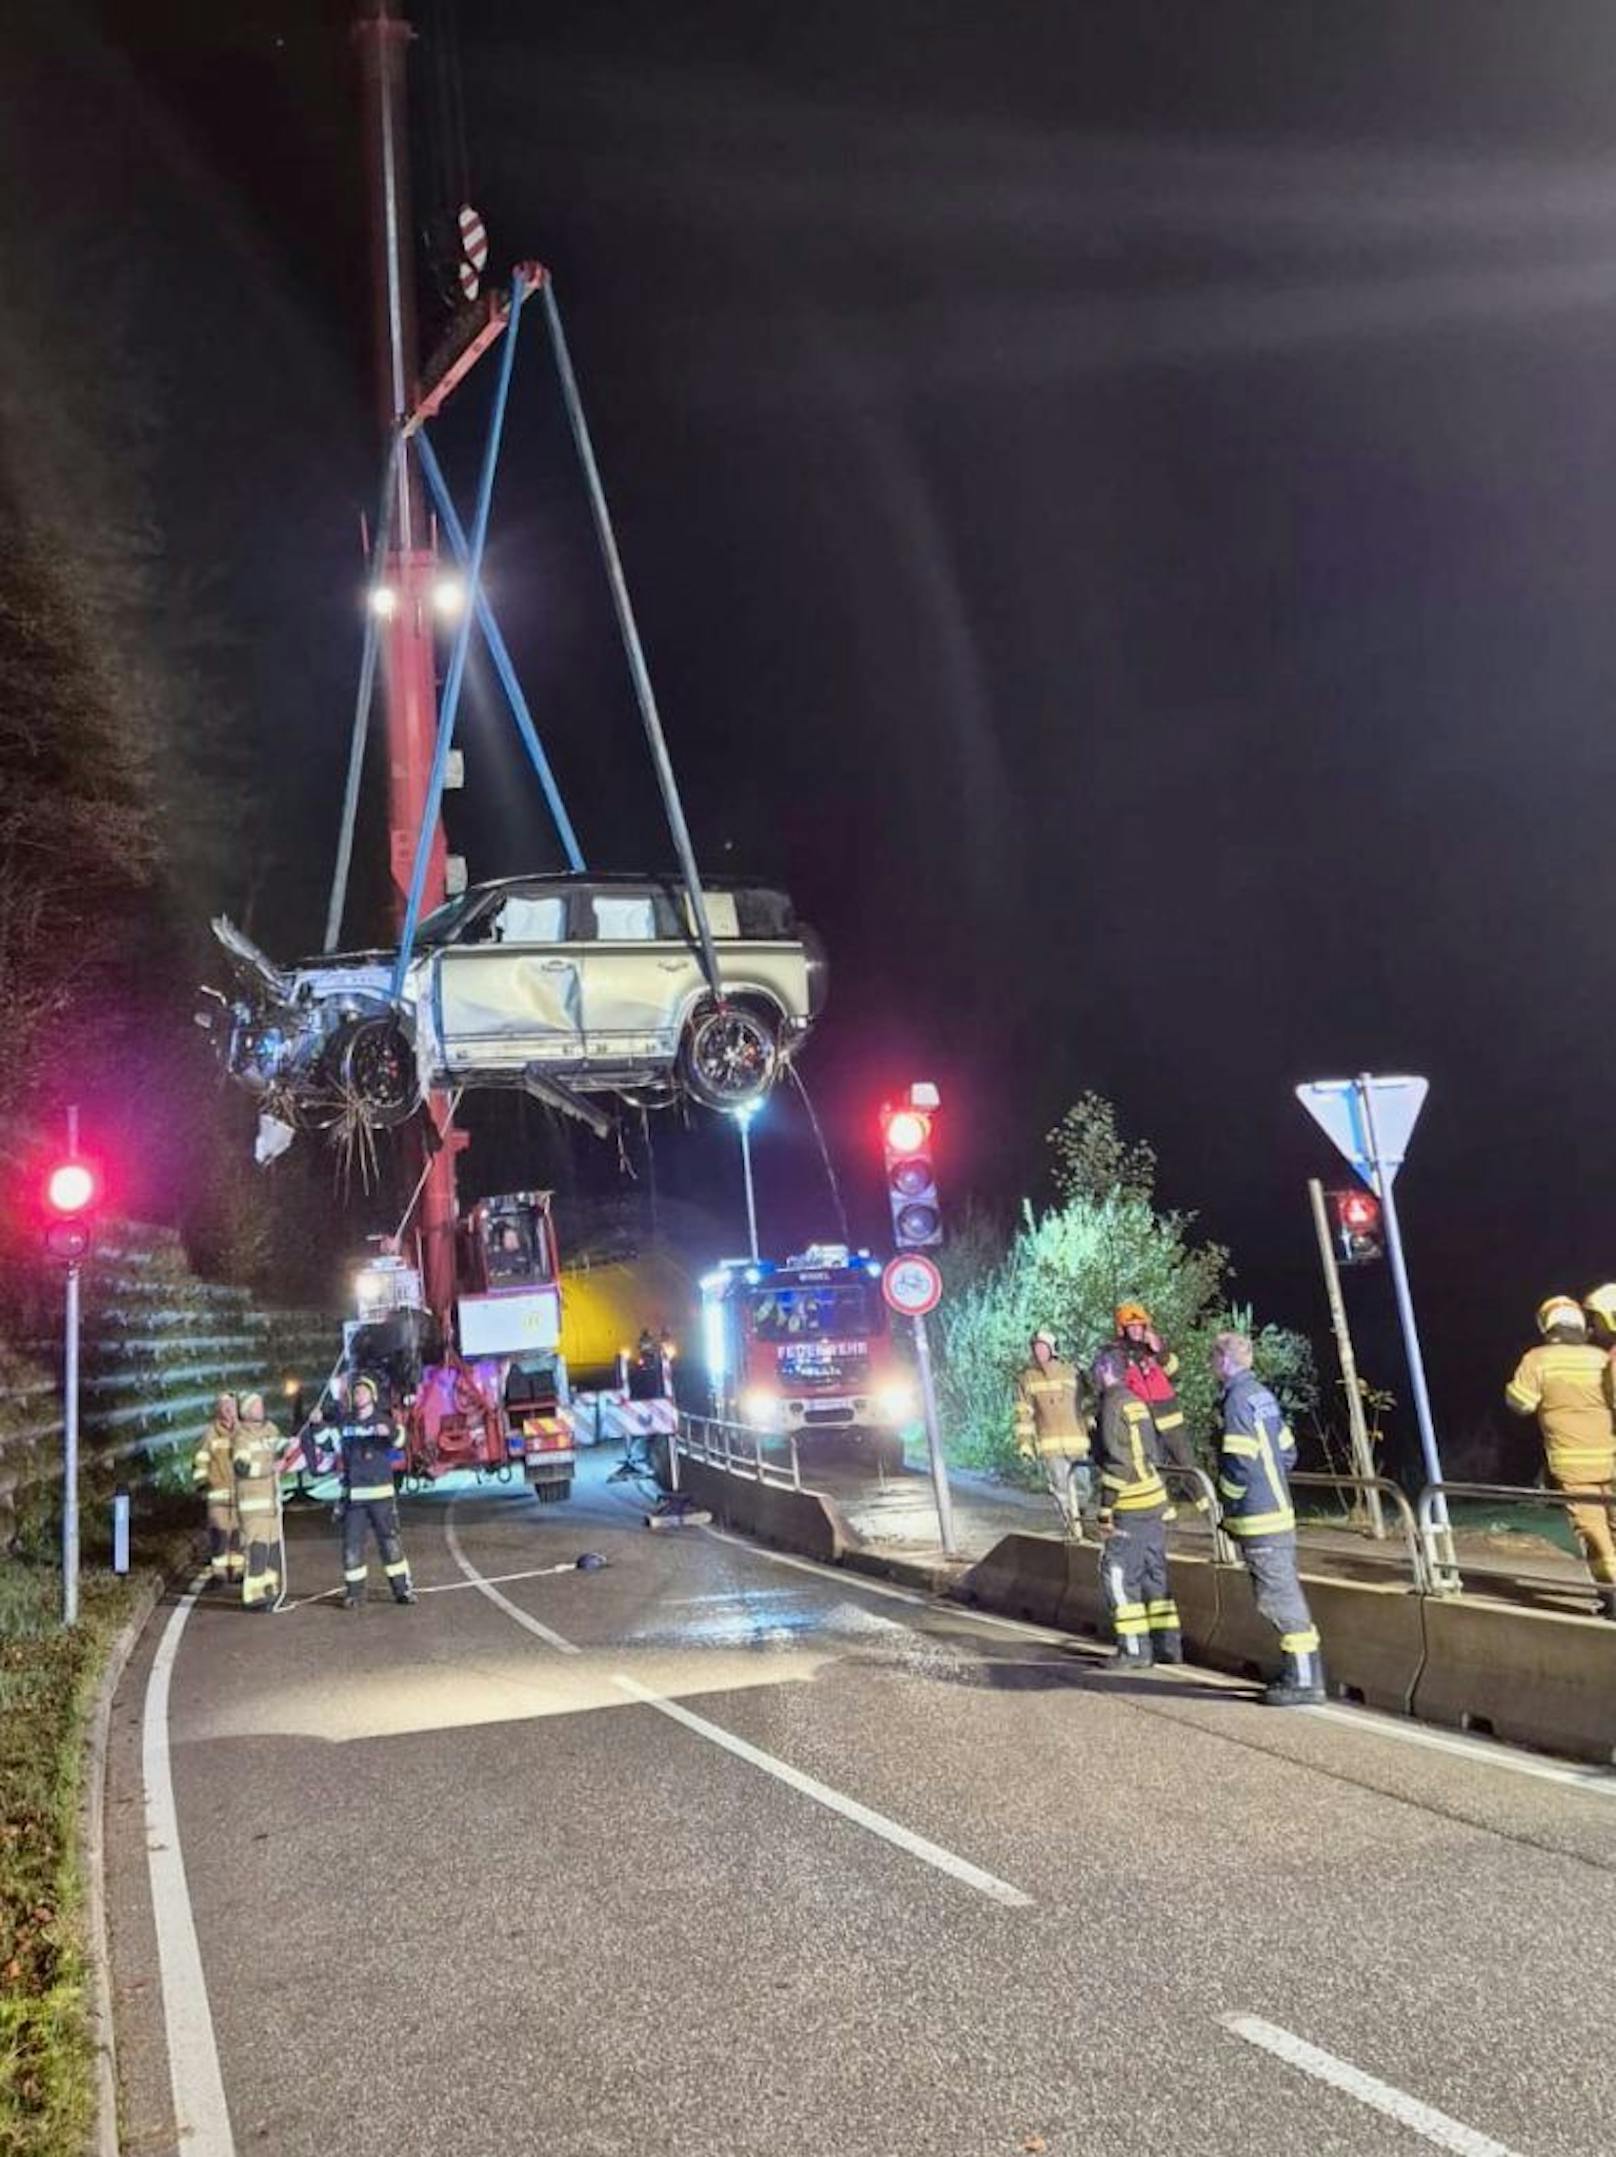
[232,1392,286,1613]
[1212,1331,1324,1705]
[1091,1344,1182,1666]
[1506,1296,1616,1618]
[1113,1300,1190,1460]
[1013,1328,1095,1537]
[335,1375,416,1609]
[191,1393,243,1590]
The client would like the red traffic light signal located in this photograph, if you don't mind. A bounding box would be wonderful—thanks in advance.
[43,1155,100,1262]
[881,1092,942,1250]
[1330,1187,1383,1266]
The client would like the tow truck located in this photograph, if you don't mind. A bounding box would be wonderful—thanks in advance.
[699,1244,915,1469]
[339,1190,576,1502]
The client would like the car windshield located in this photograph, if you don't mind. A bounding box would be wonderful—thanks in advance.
[413,894,483,949]
[746,1283,882,1341]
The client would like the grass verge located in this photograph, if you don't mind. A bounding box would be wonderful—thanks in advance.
[1,1524,193,2157]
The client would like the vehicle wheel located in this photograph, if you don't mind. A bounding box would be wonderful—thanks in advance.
[532,1478,572,1504]
[679,1001,779,1111]
[334,1016,421,1127]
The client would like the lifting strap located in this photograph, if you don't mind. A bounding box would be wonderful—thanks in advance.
[324,429,403,953]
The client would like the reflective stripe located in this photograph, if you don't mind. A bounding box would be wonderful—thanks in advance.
[1114,1616,1150,1637]
[343,1565,368,1583]
[1226,1508,1296,1537]
[1280,1629,1320,1653]
[349,1483,394,1502]
[1147,1606,1181,1631]
[1221,1435,1260,1456]
[1113,1601,1147,1620]
[237,1498,275,1515]
[1146,1599,1177,1614]
[206,1485,233,1501]
[1218,1476,1245,1499]
[1504,1381,1538,1412]
[1114,1487,1166,1511]
[383,1559,410,1578]
[1154,1411,1185,1431]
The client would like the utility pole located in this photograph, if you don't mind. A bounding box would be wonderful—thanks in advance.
[62,1104,81,1627]
[1306,1178,1385,1538]
[352,0,460,1318]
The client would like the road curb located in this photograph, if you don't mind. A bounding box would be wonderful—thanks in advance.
[79,1548,200,2157]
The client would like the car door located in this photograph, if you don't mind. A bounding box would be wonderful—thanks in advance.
[431,891,584,1074]
[576,889,694,1065]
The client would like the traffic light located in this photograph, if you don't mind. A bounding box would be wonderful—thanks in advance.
[1330,1187,1383,1267]
[881,1086,942,1250]
[43,1155,100,1263]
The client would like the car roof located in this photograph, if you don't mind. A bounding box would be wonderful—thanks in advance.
[467,871,789,902]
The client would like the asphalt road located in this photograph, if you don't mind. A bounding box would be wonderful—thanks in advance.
[105,1451,1616,2157]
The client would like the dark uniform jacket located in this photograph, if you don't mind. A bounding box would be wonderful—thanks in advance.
[335,1413,401,1501]
[1095,1383,1170,1519]
[1217,1369,1298,1539]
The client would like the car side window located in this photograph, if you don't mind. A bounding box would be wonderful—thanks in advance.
[591,895,658,941]
[494,896,566,944]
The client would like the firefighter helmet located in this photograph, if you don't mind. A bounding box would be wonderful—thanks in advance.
[1584,1285,1616,1337]
[1032,1327,1058,1352]
[1114,1301,1152,1332]
[1537,1295,1587,1340]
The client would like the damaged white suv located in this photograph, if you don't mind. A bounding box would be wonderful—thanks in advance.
[199,874,825,1136]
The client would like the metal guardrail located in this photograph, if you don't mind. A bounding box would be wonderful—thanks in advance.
[1291,1472,1429,1590]
[676,1414,803,1492]
[1416,1480,1615,1603]
[1161,1464,1238,1566]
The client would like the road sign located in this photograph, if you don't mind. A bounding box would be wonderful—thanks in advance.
[1295,1075,1427,1189]
[883,1253,942,1318]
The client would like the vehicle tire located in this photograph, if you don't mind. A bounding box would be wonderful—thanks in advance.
[679,1000,780,1111]
[532,1478,572,1504]
[334,1015,421,1127]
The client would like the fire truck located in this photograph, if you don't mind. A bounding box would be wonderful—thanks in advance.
[699,1244,915,1466]
[341,1191,576,1501]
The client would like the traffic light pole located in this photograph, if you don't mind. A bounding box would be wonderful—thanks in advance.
[1306,1177,1385,1539]
[62,1104,81,1628]
[1355,1074,1454,1568]
[912,1311,958,1559]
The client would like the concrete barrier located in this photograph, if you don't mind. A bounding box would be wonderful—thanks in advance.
[1203,1564,1279,1679]
[964,1533,1070,1628]
[1415,1594,1616,1763]
[1055,1542,1109,1639]
[675,1458,848,1564]
[1306,1575,1426,1715]
[1166,1552,1220,1659]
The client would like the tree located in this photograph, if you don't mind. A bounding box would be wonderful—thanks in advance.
[936,1096,1315,1477]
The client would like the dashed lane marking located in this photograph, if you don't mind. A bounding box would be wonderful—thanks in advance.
[142,1579,236,2156]
[1222,2014,1524,2157]
[610,1671,1033,1908]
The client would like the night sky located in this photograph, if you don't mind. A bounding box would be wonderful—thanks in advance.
[13,1,1616,1466]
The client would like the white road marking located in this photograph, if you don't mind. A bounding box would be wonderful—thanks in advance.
[1222,2014,1523,2157]
[711,1527,1616,1801]
[611,1671,1033,1907]
[1304,1701,1616,1798]
[444,1504,580,1653]
[142,1580,236,2156]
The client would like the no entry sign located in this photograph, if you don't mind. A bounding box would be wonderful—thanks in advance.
[882,1253,942,1318]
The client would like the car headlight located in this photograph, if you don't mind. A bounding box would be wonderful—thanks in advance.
[875,1384,918,1426]
[740,1388,779,1430]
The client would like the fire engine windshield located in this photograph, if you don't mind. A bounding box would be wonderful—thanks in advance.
[747,1282,881,1341]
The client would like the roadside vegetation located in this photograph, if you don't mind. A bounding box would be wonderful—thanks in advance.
[0,1513,192,2157]
[935,1094,1317,1479]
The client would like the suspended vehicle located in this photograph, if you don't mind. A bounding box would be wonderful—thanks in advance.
[201,873,822,1137]
[197,250,828,1162]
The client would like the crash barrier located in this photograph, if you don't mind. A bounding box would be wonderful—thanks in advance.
[1291,1472,1429,1589]
[676,1414,804,1493]
[673,1451,848,1564]
[0,1219,335,1547]
[1416,1481,1611,1606]
[1413,1592,1616,1760]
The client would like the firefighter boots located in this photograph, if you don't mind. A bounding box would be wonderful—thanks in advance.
[1263,1647,1327,1707]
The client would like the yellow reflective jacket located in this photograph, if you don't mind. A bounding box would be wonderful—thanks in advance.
[231,1420,285,1530]
[1505,1343,1616,1485]
[1012,1359,1092,1457]
[192,1419,240,1506]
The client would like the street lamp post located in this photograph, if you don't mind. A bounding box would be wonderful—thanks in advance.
[732,1103,761,1261]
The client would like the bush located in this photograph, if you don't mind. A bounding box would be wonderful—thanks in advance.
[935,1096,1316,1477]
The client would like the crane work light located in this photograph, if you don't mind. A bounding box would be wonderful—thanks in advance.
[881,1089,943,1250]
